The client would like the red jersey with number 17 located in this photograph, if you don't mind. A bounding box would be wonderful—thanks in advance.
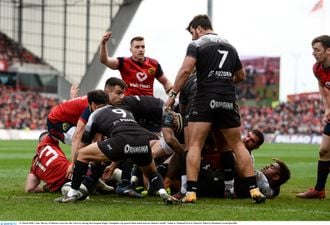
[313,63,330,89]
[30,135,70,192]
[118,57,163,96]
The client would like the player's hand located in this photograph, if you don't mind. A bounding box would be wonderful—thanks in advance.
[102,164,115,182]
[66,163,74,179]
[165,97,175,111]
[101,31,112,45]
[323,110,330,124]
[70,84,79,99]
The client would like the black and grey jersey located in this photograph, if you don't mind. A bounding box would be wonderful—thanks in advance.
[186,34,242,101]
[82,105,147,144]
[179,73,197,110]
[120,95,164,131]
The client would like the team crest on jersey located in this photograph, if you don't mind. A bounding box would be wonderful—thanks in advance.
[136,72,147,82]
[62,123,70,132]
[148,67,155,75]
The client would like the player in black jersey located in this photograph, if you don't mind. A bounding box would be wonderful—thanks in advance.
[54,105,179,204]
[117,95,185,193]
[165,14,265,204]
[197,158,290,199]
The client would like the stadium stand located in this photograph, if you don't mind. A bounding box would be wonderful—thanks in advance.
[0,32,43,67]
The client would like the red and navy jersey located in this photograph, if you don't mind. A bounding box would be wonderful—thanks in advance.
[48,96,88,125]
[117,57,163,96]
[313,63,330,89]
[30,135,70,192]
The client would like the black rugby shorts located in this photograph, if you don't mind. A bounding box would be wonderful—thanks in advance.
[189,98,241,129]
[97,133,153,167]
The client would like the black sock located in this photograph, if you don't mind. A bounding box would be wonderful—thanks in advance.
[157,163,168,178]
[245,176,258,190]
[315,160,330,191]
[148,172,164,191]
[187,181,198,192]
[90,163,106,182]
[120,159,134,185]
[222,151,235,181]
[72,160,89,190]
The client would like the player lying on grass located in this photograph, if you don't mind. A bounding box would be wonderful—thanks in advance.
[25,131,114,194]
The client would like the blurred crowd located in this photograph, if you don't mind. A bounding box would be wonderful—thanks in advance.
[0,84,323,135]
[240,99,323,135]
[0,85,59,130]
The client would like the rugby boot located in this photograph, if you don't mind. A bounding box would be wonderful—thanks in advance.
[54,194,79,203]
[181,191,197,203]
[296,188,326,199]
[115,183,143,198]
[160,192,181,205]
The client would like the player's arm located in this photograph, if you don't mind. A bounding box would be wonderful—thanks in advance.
[99,31,119,69]
[162,127,184,154]
[233,68,246,84]
[165,56,196,108]
[71,120,86,162]
[70,84,79,99]
[157,74,173,94]
[25,173,43,193]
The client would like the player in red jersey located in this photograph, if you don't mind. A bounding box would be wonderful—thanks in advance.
[297,35,330,199]
[46,90,109,145]
[25,131,114,194]
[100,32,173,96]
[25,131,71,192]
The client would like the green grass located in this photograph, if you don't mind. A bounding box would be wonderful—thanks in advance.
[0,141,329,221]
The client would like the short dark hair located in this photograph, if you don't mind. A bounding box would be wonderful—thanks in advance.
[104,77,127,90]
[186,14,213,32]
[87,90,109,105]
[130,36,144,45]
[38,130,49,142]
[312,35,330,48]
[250,129,264,147]
[273,158,291,187]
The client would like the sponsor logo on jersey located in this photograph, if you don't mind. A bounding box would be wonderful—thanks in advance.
[124,144,148,154]
[207,70,232,79]
[136,72,148,82]
[209,100,233,110]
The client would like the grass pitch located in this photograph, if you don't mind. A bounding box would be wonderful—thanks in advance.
[0,140,329,221]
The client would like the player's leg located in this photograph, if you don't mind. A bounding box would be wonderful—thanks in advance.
[139,159,179,204]
[296,130,330,199]
[55,142,108,203]
[183,121,211,203]
[220,127,266,203]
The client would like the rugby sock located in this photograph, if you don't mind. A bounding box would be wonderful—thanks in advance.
[315,160,330,191]
[186,181,198,193]
[180,175,187,194]
[89,163,106,182]
[222,151,235,193]
[71,160,89,190]
[120,159,134,185]
[82,163,106,193]
[148,171,165,191]
[157,163,168,178]
[245,175,258,190]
